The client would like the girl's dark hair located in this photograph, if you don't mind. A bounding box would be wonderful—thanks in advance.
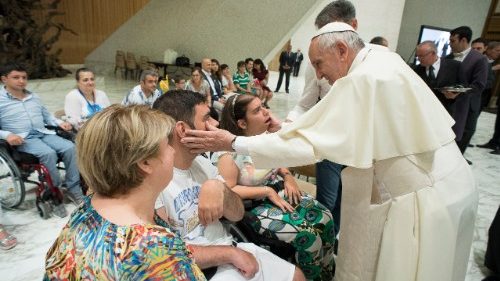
[219,94,256,136]
[75,67,94,81]
[236,61,245,68]
[220,64,229,72]
[253,59,266,71]
[211,58,222,81]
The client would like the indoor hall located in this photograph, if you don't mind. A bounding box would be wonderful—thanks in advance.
[1,0,500,280]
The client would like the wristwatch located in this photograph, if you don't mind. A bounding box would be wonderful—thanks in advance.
[231,136,237,151]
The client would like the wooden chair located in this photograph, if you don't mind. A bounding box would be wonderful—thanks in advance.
[114,50,126,78]
[289,164,316,182]
[295,178,316,198]
[125,52,138,80]
[137,56,155,80]
[54,109,65,119]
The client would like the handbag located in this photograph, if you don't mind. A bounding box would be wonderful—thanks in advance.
[175,55,190,67]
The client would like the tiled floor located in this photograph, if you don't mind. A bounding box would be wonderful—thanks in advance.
[0,67,498,280]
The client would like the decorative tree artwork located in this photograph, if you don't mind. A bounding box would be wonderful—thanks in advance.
[0,0,76,78]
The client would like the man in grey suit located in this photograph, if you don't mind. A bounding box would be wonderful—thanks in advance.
[414,41,461,114]
[446,26,489,159]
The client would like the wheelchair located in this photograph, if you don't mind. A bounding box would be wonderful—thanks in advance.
[224,199,296,262]
[0,127,76,219]
[223,176,323,262]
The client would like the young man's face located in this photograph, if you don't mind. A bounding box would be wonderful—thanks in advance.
[449,34,467,53]
[191,103,218,131]
[245,61,253,72]
[472,42,486,54]
[1,70,28,92]
[140,75,158,94]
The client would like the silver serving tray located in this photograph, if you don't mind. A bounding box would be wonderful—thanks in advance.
[437,87,472,93]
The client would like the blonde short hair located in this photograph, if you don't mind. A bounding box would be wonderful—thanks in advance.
[76,105,174,197]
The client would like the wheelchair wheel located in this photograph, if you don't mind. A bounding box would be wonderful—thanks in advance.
[227,223,250,243]
[0,148,25,209]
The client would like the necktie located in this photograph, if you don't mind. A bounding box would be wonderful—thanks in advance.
[428,65,436,80]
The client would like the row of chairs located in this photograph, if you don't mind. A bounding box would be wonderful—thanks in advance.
[114,51,156,80]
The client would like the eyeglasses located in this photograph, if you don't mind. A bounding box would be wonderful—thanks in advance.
[416,51,433,59]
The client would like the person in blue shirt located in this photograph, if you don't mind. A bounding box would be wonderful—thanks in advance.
[0,63,84,204]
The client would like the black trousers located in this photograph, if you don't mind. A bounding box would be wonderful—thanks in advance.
[293,63,301,76]
[488,106,500,147]
[275,69,291,92]
[485,205,500,277]
[457,95,482,153]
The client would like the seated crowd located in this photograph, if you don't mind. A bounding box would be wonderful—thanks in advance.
[3,34,498,279]
[0,55,329,280]
[2,0,497,279]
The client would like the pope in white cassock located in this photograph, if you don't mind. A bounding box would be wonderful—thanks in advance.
[182,22,478,281]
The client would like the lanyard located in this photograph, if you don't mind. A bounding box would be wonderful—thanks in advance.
[77,89,100,114]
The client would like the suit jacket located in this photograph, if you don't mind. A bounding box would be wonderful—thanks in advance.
[446,49,488,139]
[414,58,460,113]
[294,52,304,65]
[201,71,222,101]
[279,51,295,72]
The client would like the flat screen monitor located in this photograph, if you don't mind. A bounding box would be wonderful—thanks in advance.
[415,25,451,65]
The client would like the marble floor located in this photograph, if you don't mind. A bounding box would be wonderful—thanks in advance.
[0,67,499,280]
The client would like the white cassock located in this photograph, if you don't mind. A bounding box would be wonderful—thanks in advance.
[236,47,478,281]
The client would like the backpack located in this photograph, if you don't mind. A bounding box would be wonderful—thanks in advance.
[175,55,190,67]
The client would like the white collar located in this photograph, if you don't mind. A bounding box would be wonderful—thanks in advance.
[348,47,370,75]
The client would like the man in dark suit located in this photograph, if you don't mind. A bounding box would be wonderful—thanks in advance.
[446,26,489,159]
[414,41,460,114]
[292,49,304,77]
[201,58,222,104]
[275,44,295,93]
[477,42,500,154]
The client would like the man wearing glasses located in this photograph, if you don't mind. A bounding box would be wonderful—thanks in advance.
[413,40,460,113]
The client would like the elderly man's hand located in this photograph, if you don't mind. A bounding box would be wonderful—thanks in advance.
[6,134,24,146]
[59,122,73,131]
[182,121,236,154]
[198,179,225,225]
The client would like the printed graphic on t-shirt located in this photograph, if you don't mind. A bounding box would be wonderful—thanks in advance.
[170,184,206,241]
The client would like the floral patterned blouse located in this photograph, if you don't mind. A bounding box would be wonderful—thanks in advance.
[44,196,205,281]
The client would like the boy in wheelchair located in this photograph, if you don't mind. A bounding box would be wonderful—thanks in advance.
[0,63,84,206]
[153,90,306,281]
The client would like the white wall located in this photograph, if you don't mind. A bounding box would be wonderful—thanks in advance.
[397,0,491,63]
[289,0,407,77]
[86,0,317,74]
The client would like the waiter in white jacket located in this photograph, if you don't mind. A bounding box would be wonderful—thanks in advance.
[182,22,478,281]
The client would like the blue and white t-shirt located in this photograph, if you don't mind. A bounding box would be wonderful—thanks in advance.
[155,156,233,246]
[122,85,161,107]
